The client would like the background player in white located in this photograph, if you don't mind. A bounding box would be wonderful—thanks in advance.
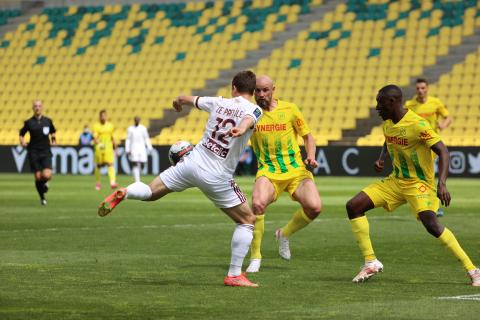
[98,71,263,287]
[125,116,153,182]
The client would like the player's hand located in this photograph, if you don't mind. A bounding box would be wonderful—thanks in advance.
[229,127,245,137]
[304,158,318,169]
[437,182,451,207]
[173,98,183,112]
[374,160,384,172]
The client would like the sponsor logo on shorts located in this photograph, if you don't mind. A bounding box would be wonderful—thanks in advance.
[202,138,229,158]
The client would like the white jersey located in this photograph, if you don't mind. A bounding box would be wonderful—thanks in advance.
[191,96,262,179]
[125,124,152,162]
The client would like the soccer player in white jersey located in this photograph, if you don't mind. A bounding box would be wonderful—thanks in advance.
[125,116,153,182]
[98,71,263,287]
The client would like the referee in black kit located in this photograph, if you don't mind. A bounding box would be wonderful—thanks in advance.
[19,100,57,205]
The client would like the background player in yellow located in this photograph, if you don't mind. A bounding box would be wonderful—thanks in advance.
[405,78,452,133]
[93,109,117,190]
[246,75,322,273]
[346,85,479,286]
[406,78,452,217]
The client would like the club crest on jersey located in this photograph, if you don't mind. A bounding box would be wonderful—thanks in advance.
[419,131,432,140]
[43,126,50,135]
[253,108,261,119]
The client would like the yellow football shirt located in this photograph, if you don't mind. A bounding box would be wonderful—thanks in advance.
[250,99,311,180]
[92,121,115,151]
[404,96,449,133]
[384,110,441,186]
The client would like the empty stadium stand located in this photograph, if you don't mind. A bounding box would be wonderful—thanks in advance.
[0,0,479,147]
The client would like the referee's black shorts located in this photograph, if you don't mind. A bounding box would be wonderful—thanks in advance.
[28,152,52,172]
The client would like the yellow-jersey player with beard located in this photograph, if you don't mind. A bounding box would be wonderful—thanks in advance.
[246,75,323,273]
[346,85,479,286]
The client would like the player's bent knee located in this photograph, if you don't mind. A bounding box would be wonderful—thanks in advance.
[304,202,322,219]
[252,201,267,215]
[241,212,256,225]
[346,198,361,218]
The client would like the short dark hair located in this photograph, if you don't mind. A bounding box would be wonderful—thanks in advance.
[232,70,256,95]
[379,84,403,101]
[416,78,428,85]
[99,109,106,116]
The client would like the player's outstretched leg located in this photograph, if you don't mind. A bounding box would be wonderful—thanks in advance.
[98,188,126,217]
[97,178,169,217]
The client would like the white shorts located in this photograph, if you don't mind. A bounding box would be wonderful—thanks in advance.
[159,157,247,208]
[128,150,147,163]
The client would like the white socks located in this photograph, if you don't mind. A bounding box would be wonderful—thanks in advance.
[228,224,254,277]
[132,165,141,182]
[125,182,152,200]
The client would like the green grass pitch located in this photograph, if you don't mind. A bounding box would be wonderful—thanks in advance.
[1,174,479,319]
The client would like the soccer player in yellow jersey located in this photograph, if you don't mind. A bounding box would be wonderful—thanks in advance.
[405,78,452,217]
[92,109,117,190]
[346,85,479,286]
[246,75,322,273]
[405,78,452,133]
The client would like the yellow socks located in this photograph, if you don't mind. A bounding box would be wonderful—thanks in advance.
[250,215,265,259]
[94,166,100,183]
[282,209,312,237]
[108,166,116,185]
[350,216,376,262]
[438,228,476,271]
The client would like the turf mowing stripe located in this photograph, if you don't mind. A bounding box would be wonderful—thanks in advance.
[437,294,480,301]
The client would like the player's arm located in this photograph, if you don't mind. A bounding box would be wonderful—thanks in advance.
[438,115,452,130]
[92,125,99,145]
[173,95,197,112]
[229,115,256,137]
[50,132,57,145]
[125,128,132,154]
[144,127,153,152]
[302,133,318,169]
[19,121,28,147]
[431,141,451,207]
[111,135,117,150]
[437,101,452,130]
[50,119,57,145]
[374,142,387,172]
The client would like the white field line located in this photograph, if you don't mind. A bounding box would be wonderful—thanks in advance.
[436,294,480,301]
